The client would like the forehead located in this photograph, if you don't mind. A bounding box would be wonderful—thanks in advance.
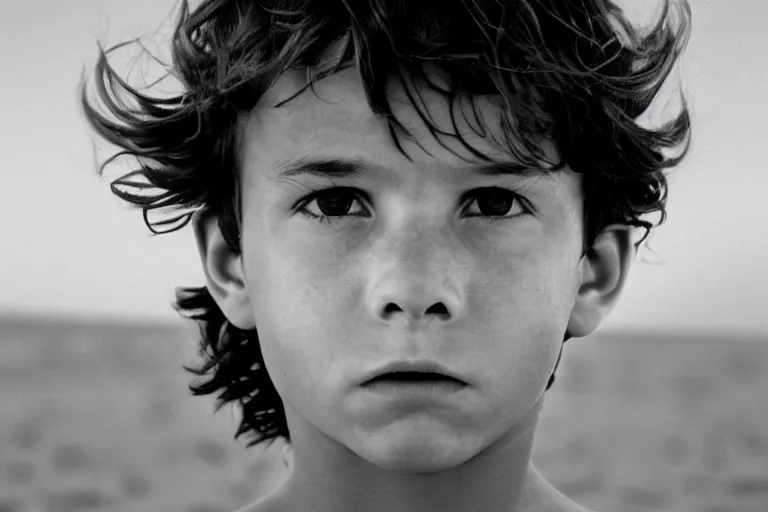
[239,67,577,200]
[243,67,531,170]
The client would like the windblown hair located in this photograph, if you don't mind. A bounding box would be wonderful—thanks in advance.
[80,0,692,448]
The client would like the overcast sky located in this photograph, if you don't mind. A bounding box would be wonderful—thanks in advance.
[0,0,765,335]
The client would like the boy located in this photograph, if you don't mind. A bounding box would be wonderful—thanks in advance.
[80,0,692,510]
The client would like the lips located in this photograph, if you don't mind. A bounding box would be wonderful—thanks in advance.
[367,371,465,384]
[360,359,468,387]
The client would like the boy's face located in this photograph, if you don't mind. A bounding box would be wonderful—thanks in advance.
[217,67,590,472]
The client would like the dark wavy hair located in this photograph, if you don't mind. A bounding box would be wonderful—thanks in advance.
[79,0,692,449]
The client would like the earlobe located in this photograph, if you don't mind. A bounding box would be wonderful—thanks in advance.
[567,225,635,338]
[191,208,256,329]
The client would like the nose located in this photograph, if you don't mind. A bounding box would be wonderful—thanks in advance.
[368,229,464,329]
[376,282,457,327]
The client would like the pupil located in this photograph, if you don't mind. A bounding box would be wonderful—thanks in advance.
[317,192,352,215]
[479,190,512,216]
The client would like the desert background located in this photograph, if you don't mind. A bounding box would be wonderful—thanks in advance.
[1,0,767,510]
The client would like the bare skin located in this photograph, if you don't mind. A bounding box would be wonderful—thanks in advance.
[236,432,595,512]
[194,66,633,512]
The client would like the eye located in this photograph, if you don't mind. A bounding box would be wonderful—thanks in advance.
[295,186,530,226]
[461,187,529,223]
[296,187,369,225]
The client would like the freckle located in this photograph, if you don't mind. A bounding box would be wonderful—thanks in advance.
[723,477,768,496]
[119,467,153,499]
[50,443,93,473]
[8,419,44,451]
[42,487,113,511]
[4,460,35,484]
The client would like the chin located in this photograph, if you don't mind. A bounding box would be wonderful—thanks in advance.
[356,434,478,474]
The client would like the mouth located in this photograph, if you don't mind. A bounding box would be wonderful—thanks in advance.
[360,360,469,389]
[364,371,467,386]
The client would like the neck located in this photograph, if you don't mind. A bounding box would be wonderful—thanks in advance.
[268,399,547,512]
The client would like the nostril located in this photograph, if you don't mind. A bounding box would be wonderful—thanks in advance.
[426,302,448,314]
[383,302,449,320]
[383,303,402,315]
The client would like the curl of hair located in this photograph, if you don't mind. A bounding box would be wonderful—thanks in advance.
[80,0,692,448]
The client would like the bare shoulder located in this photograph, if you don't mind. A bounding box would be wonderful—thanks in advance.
[236,460,596,512]
[521,465,598,512]
[233,501,273,512]
[233,442,292,512]
[541,494,596,512]
[232,487,285,512]
[235,498,594,512]
[565,501,596,512]
[553,487,595,512]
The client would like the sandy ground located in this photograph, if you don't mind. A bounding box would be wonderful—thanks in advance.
[0,316,766,512]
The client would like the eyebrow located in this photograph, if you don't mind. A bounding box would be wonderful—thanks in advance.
[272,156,552,183]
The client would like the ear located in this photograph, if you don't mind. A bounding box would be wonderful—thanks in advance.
[191,208,256,330]
[567,224,636,338]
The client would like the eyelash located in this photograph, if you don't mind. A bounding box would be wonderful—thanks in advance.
[294,186,532,226]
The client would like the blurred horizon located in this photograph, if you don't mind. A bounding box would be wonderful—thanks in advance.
[1,310,766,343]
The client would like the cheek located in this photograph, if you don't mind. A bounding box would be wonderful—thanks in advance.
[243,245,344,409]
[248,293,328,415]
[478,247,579,388]
[485,235,580,325]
